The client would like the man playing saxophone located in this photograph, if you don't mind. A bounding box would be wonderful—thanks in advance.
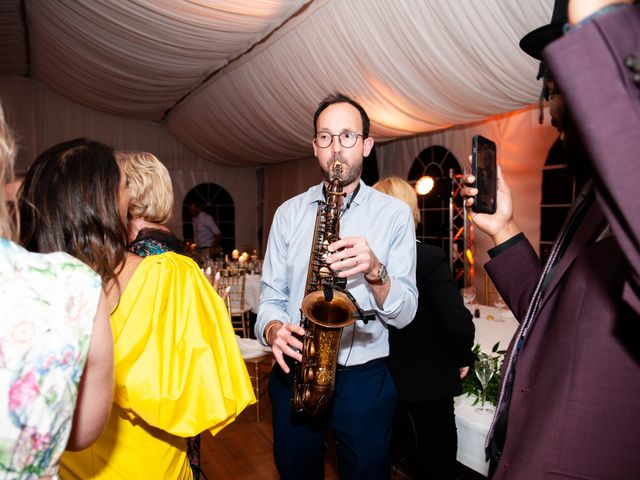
[256,92,418,480]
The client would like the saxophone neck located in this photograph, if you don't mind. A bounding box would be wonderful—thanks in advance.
[326,160,344,207]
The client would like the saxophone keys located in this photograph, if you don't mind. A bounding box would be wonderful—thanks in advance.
[303,385,312,403]
[293,389,304,410]
[304,337,316,358]
[303,366,315,383]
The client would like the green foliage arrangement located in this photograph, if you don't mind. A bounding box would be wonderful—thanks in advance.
[461,342,507,406]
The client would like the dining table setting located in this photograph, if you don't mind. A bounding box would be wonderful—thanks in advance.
[454,291,519,476]
[198,254,263,340]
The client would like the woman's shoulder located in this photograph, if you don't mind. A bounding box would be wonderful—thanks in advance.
[133,252,201,282]
[1,238,101,291]
[129,228,184,256]
[417,242,447,259]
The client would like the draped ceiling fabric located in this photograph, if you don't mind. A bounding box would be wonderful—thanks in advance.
[0,0,558,265]
[1,0,552,167]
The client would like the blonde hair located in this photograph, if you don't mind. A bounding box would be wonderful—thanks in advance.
[0,105,17,240]
[372,176,420,227]
[115,151,173,224]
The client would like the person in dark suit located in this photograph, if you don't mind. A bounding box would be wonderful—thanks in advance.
[463,0,640,478]
[373,176,475,479]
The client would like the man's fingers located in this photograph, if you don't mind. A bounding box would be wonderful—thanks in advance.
[282,344,302,362]
[327,238,350,252]
[287,335,304,352]
[274,351,290,373]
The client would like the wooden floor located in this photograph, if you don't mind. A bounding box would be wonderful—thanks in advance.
[200,359,339,479]
[200,359,484,480]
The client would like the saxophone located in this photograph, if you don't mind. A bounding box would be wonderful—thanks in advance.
[292,160,361,416]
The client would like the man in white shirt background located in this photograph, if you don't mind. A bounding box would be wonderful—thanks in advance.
[189,202,221,260]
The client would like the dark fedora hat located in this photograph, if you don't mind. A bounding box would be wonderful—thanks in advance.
[519,0,568,60]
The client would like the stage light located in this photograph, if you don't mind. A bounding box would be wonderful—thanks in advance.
[466,248,474,265]
[415,176,435,195]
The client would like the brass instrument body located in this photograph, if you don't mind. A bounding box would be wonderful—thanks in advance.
[292,161,359,416]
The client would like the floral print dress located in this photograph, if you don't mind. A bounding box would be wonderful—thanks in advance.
[0,238,101,478]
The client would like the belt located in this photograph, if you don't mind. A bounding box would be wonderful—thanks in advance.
[336,357,385,372]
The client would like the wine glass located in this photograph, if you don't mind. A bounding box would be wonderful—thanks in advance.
[474,353,495,414]
[492,294,508,322]
[461,286,477,307]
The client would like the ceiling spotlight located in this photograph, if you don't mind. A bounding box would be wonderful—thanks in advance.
[415,176,435,195]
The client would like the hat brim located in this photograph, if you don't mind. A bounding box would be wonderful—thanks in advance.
[519,23,565,60]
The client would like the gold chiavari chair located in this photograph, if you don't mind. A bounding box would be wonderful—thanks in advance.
[220,268,251,337]
[242,351,273,422]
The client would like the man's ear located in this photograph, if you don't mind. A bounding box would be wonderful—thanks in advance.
[363,137,374,157]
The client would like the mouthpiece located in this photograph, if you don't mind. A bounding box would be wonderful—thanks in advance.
[331,160,343,180]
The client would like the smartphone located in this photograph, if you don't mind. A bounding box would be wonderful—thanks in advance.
[471,135,497,214]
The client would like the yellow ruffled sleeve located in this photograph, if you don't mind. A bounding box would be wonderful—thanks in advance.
[111,252,255,437]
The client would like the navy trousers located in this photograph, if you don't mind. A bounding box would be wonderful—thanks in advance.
[269,358,397,480]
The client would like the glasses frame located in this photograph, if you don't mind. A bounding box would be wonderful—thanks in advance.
[314,130,364,149]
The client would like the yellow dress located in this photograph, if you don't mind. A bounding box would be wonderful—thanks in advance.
[60,253,255,479]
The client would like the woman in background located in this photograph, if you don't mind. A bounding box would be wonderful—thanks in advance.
[116,151,184,256]
[373,176,475,479]
[0,109,113,477]
[19,138,254,479]
[117,150,202,478]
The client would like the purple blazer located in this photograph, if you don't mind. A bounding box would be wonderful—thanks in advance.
[486,6,640,479]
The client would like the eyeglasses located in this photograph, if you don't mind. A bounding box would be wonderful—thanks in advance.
[314,130,363,149]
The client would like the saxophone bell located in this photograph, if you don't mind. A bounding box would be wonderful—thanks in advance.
[300,288,358,329]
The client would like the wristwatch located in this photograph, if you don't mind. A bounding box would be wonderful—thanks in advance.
[366,263,389,286]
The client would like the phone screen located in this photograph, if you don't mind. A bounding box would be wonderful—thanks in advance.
[472,135,497,214]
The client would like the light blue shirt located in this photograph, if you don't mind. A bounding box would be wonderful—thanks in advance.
[256,180,418,366]
[192,211,220,248]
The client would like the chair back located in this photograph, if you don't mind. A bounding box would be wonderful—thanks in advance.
[220,268,250,336]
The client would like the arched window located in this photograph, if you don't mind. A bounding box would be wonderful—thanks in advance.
[183,183,235,254]
[407,146,463,255]
[540,139,585,263]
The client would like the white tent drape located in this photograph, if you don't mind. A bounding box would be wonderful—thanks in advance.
[2,0,553,167]
[167,0,552,165]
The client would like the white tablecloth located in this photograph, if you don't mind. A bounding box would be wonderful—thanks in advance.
[237,336,271,359]
[454,304,519,476]
[244,274,261,313]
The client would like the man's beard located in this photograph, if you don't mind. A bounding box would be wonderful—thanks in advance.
[321,154,362,186]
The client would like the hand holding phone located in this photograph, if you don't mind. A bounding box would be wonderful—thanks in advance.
[471,135,497,214]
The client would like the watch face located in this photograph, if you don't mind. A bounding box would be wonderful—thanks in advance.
[379,264,389,284]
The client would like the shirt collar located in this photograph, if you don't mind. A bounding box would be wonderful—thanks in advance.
[308,179,367,206]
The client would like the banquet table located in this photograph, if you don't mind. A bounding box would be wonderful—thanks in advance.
[244,274,261,313]
[454,304,519,476]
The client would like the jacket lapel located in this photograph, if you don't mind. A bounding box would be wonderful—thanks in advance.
[538,200,607,310]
